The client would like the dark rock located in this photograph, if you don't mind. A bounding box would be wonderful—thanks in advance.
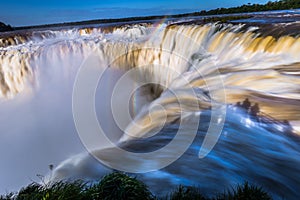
[0,22,13,32]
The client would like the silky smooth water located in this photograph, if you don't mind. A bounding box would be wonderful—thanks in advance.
[1,16,300,199]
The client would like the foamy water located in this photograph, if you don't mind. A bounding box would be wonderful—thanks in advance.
[0,18,300,199]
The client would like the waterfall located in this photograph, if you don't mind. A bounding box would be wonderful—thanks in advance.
[1,21,300,199]
[1,23,299,131]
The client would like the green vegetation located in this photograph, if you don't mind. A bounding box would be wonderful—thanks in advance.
[15,181,90,200]
[166,183,272,200]
[197,0,300,15]
[87,172,154,200]
[0,173,273,200]
[167,185,206,200]
[224,182,272,200]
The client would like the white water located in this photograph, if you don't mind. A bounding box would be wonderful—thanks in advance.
[0,22,300,199]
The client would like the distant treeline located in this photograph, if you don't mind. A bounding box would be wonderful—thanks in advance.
[1,0,300,32]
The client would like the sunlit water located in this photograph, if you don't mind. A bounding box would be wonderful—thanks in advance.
[0,13,300,199]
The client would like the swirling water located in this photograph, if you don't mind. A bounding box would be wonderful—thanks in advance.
[0,18,300,199]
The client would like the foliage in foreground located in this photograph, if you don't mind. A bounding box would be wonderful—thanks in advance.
[167,185,206,200]
[0,173,273,200]
[16,181,90,200]
[88,172,154,200]
[223,182,272,200]
[167,182,272,200]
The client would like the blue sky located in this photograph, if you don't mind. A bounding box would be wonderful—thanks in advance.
[1,0,270,27]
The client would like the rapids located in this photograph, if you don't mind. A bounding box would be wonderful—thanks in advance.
[0,19,300,199]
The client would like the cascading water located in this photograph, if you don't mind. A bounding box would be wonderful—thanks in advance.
[1,20,300,199]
